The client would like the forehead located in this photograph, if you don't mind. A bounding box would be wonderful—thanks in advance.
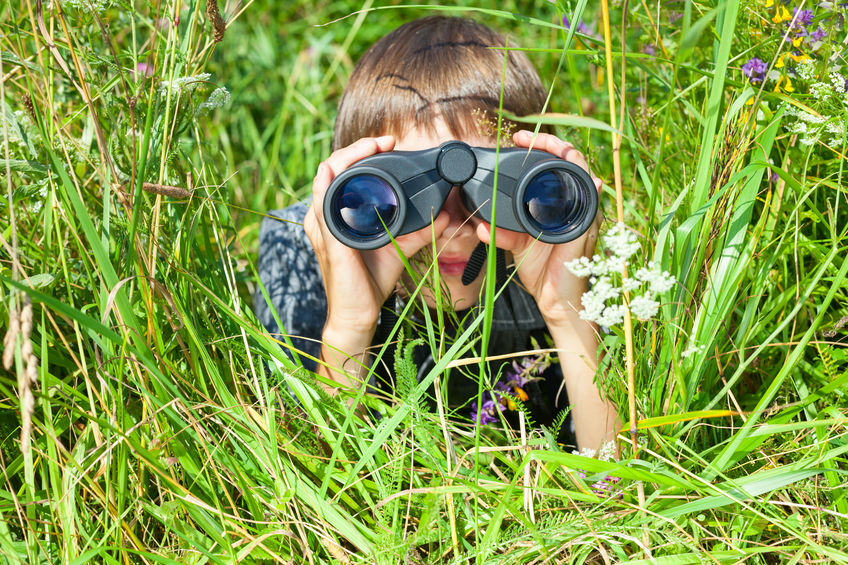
[394,117,497,151]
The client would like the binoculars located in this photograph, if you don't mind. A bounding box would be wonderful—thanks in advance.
[323,141,598,250]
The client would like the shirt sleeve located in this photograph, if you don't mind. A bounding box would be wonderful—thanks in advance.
[253,202,326,372]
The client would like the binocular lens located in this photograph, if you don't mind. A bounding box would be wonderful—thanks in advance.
[333,174,399,237]
[522,170,580,233]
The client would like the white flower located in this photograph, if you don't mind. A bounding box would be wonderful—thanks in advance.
[809,81,832,99]
[605,255,627,273]
[634,268,676,294]
[796,59,815,82]
[622,278,641,292]
[800,134,818,146]
[831,73,846,94]
[159,73,212,94]
[598,441,616,461]
[565,256,594,277]
[573,441,616,461]
[681,343,705,359]
[565,224,676,326]
[198,87,230,113]
[797,111,824,124]
[825,122,845,135]
[629,294,660,320]
[62,0,111,11]
[604,222,640,259]
[573,447,597,458]
[788,122,808,134]
[593,304,626,327]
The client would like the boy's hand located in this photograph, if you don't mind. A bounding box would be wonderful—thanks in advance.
[478,131,617,451]
[304,136,450,339]
[476,130,603,329]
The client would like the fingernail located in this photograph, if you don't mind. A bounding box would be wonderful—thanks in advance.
[375,135,393,144]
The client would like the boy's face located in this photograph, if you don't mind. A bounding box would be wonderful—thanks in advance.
[394,118,490,313]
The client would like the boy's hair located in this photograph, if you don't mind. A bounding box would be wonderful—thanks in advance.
[333,16,549,150]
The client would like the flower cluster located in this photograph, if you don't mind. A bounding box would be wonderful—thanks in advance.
[470,354,550,426]
[198,87,231,114]
[158,73,212,94]
[573,441,622,497]
[783,59,847,146]
[740,1,848,99]
[742,2,847,104]
[61,0,112,12]
[565,223,676,327]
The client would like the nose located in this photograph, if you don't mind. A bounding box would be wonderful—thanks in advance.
[441,186,475,229]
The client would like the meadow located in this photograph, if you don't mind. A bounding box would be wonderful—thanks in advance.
[1,0,847,562]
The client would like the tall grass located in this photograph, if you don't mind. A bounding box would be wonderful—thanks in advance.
[1,0,847,563]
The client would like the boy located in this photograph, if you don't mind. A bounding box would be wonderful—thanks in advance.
[254,16,618,451]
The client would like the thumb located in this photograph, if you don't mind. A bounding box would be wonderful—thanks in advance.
[393,209,451,258]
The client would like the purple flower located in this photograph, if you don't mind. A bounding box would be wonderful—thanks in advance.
[591,475,623,498]
[493,378,511,395]
[471,396,500,426]
[741,57,768,83]
[562,16,592,35]
[810,26,827,41]
[788,7,814,31]
[770,172,779,183]
[642,43,656,56]
[669,11,683,24]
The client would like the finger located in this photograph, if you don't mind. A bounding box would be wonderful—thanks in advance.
[313,135,397,220]
[310,161,334,223]
[383,209,452,260]
[475,221,533,254]
[513,130,591,172]
[324,135,395,178]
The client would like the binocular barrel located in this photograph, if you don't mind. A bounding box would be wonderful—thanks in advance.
[323,141,598,250]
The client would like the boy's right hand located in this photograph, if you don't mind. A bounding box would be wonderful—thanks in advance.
[304,135,450,348]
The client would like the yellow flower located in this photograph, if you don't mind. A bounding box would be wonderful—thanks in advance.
[772,5,791,23]
[792,35,804,48]
[775,54,786,68]
[764,0,774,6]
[773,76,795,93]
[789,52,811,63]
[783,77,794,92]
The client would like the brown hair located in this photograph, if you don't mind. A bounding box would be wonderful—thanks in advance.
[333,16,549,150]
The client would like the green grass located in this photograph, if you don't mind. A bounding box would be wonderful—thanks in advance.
[1,0,847,562]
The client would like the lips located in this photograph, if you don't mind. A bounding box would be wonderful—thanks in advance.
[437,256,468,276]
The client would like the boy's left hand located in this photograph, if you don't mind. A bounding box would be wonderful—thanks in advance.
[476,130,602,329]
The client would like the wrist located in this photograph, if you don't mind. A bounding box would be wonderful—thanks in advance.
[536,269,588,328]
[319,322,378,389]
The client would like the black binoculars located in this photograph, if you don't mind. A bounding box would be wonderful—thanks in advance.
[323,141,598,250]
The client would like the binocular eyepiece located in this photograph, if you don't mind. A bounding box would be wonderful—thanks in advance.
[323,141,598,250]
